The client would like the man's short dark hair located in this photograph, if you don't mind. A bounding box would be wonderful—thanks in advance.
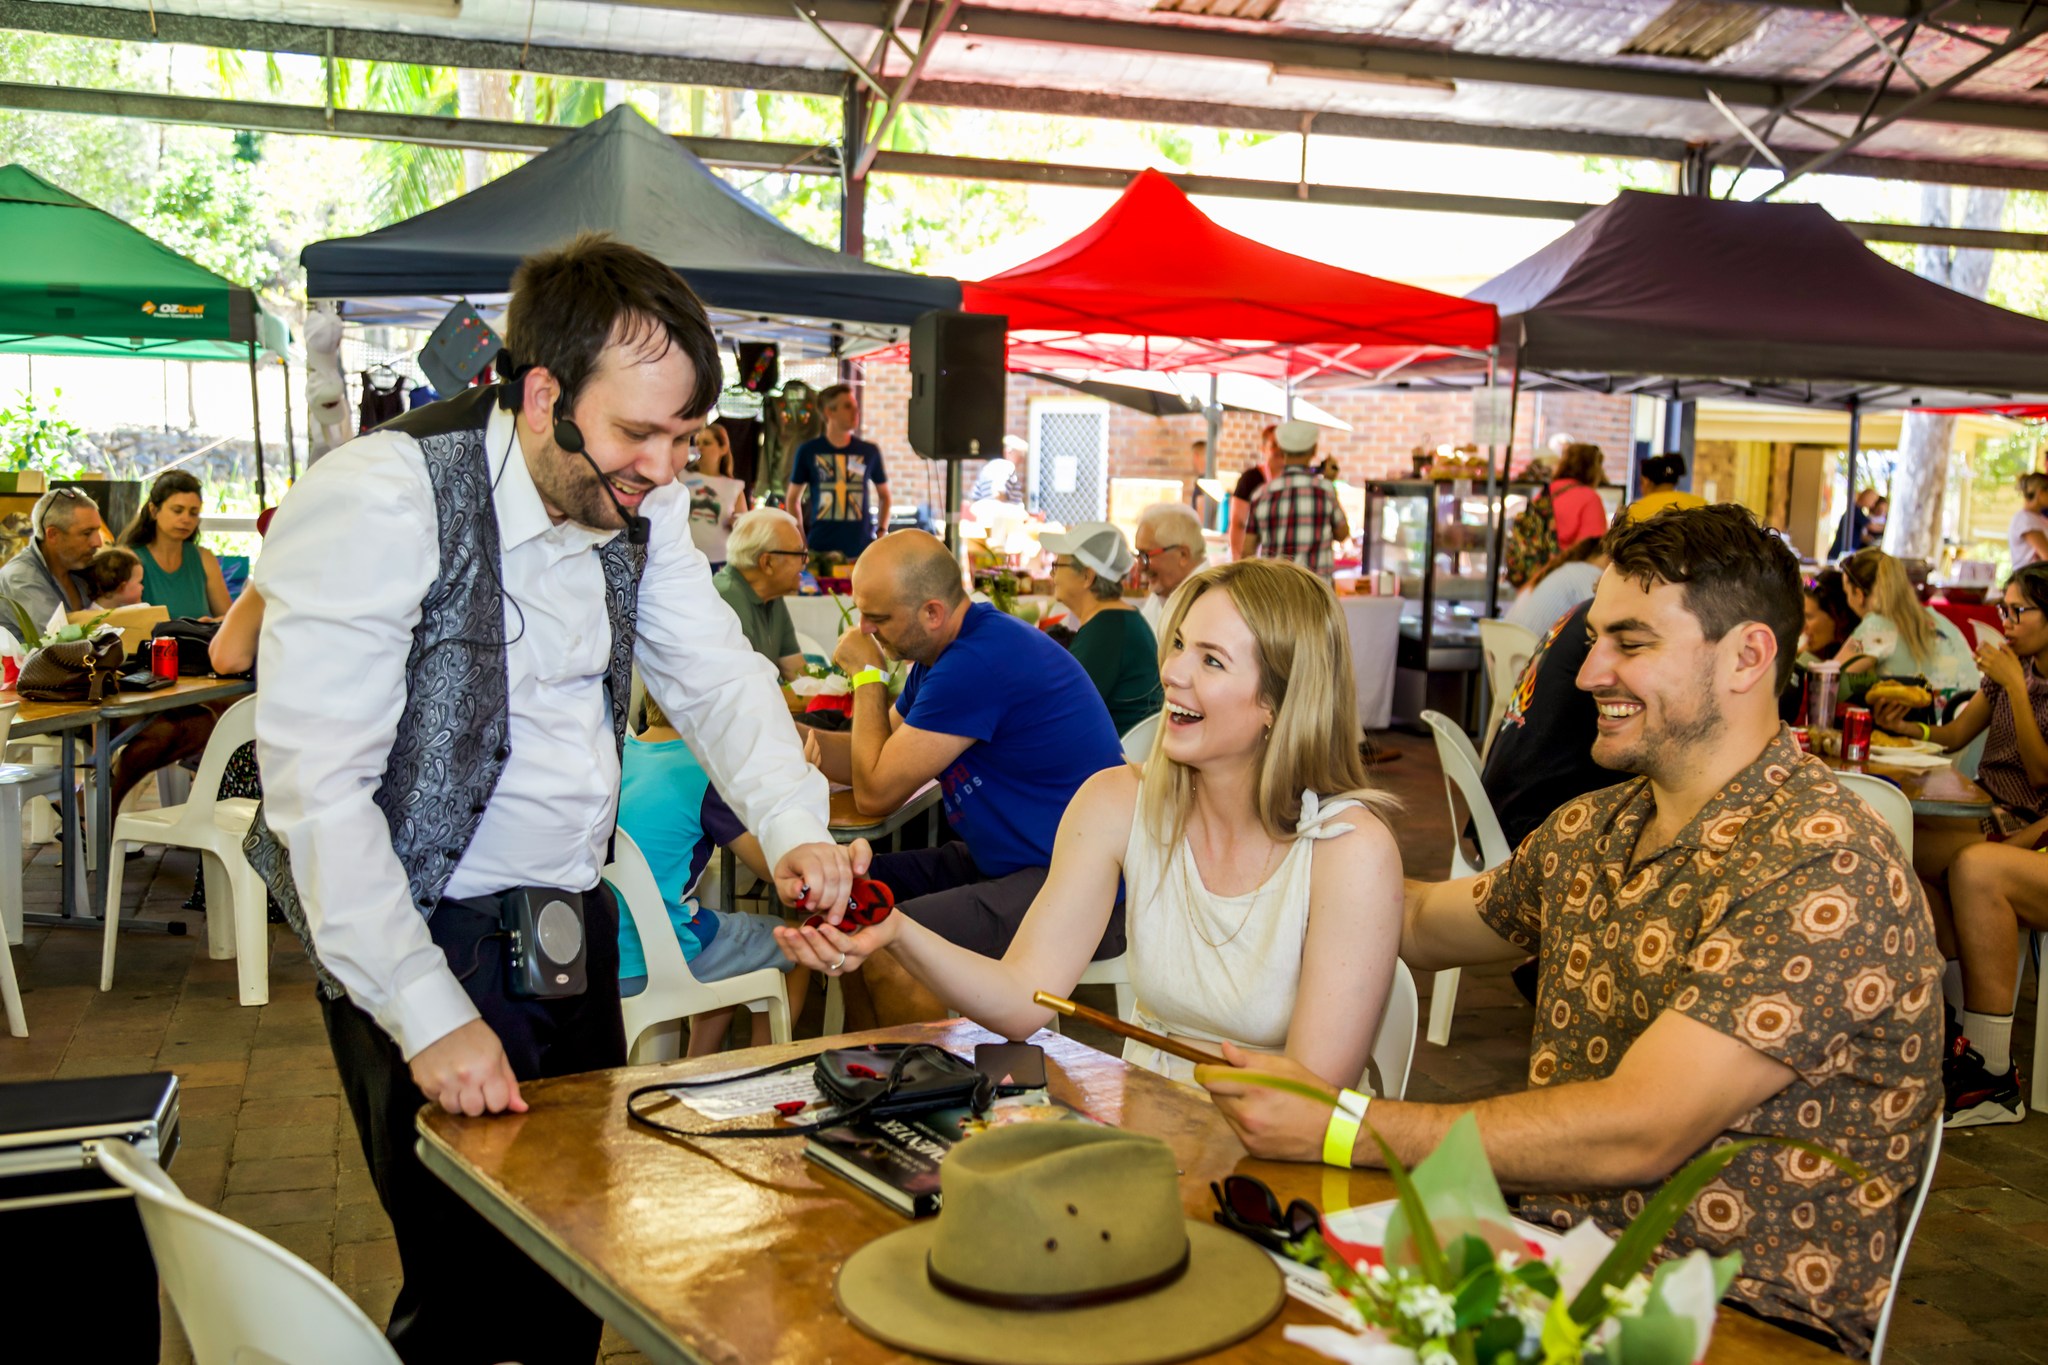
[818,383,853,409]
[1602,504,1803,690]
[504,232,721,420]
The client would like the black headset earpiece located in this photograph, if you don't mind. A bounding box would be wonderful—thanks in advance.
[552,417,585,454]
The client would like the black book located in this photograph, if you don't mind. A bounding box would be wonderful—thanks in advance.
[803,1095,1092,1218]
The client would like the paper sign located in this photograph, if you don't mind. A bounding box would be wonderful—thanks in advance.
[1052,455,1079,493]
[1472,388,1512,446]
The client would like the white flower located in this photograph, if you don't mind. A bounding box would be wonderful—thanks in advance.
[1604,1277,1653,1318]
[1395,1284,1459,1339]
[1419,1343,1457,1365]
[1495,1249,1521,1272]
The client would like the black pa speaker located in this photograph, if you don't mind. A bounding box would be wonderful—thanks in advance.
[908,310,1007,460]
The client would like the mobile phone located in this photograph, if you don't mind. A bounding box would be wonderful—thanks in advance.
[972,1042,1047,1095]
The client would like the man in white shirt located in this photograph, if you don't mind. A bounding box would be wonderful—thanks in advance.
[248,234,864,1364]
[1132,501,1206,633]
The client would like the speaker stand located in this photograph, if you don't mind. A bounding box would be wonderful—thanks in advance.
[943,459,963,555]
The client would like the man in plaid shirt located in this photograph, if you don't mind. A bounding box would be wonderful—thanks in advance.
[1246,420,1349,579]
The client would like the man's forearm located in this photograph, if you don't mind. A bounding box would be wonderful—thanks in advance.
[849,680,895,810]
[1355,1081,1690,1191]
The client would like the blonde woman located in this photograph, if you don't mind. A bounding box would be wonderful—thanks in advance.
[1839,547,1975,694]
[777,558,1404,1091]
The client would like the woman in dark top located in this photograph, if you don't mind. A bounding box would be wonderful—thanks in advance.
[1042,522,1164,736]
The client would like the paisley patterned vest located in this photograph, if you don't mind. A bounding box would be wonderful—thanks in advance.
[244,384,646,998]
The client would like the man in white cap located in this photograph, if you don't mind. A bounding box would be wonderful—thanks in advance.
[1246,419,1349,581]
[1133,502,1207,634]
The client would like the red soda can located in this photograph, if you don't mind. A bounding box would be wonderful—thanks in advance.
[1792,727,1812,754]
[150,635,179,682]
[1843,706,1873,762]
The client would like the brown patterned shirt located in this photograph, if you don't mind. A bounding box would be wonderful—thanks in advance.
[1475,727,1942,1354]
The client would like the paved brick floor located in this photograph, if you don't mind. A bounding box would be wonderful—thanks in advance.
[1,729,2042,1362]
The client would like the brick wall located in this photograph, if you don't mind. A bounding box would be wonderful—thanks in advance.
[851,361,1634,506]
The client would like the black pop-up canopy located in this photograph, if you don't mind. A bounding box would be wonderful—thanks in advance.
[1465,189,2048,406]
[303,106,959,340]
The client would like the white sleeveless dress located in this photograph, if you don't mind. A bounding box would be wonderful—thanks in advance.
[1119,790,1365,1083]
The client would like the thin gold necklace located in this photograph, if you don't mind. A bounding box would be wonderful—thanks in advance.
[1182,805,1283,951]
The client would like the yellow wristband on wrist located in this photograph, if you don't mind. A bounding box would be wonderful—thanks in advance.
[1919,722,1932,741]
[850,667,887,690]
[1322,1088,1370,1168]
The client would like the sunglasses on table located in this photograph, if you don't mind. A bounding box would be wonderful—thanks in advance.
[802,876,896,931]
[1210,1174,1319,1253]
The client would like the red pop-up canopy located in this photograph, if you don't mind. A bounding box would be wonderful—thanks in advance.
[963,170,1499,381]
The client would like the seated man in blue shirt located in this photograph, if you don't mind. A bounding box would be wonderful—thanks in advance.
[618,693,812,1055]
[815,530,1126,1026]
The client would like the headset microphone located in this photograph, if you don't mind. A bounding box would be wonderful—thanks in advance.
[554,416,650,547]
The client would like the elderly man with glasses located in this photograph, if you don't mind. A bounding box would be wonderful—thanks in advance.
[1133,502,1207,634]
[0,486,105,639]
[714,507,811,681]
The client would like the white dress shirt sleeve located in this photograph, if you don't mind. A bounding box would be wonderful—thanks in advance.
[631,483,832,868]
[252,431,480,1061]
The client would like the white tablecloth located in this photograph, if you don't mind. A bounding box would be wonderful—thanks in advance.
[1341,595,1403,732]
[785,596,854,656]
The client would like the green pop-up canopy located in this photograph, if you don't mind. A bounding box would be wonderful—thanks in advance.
[0,164,290,493]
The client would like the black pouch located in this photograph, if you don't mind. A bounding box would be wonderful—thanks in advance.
[625,1042,992,1141]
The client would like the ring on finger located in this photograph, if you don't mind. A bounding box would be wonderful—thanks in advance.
[830,953,848,973]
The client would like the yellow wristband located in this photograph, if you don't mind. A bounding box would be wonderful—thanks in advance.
[1322,1088,1370,1168]
[1919,722,1932,741]
[850,667,887,690]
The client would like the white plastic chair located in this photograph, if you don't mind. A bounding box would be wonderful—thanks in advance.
[1120,713,1159,764]
[1367,959,1420,1101]
[94,1138,401,1365]
[1419,710,1513,1047]
[1475,619,1538,760]
[795,631,828,665]
[0,700,57,1038]
[607,828,792,1064]
[1869,1115,1943,1365]
[100,696,268,1005]
[1078,953,1136,1021]
[1835,770,1915,863]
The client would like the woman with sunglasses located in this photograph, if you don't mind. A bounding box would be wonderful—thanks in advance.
[1873,562,2048,963]
[777,558,1403,1095]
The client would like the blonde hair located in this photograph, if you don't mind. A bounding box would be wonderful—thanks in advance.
[1843,548,1937,669]
[1137,559,1395,847]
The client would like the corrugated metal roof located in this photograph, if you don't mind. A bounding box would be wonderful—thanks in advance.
[31,0,2048,172]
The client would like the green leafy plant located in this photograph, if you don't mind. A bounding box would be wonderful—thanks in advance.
[1206,1099,1865,1365]
[0,389,86,478]
[5,598,108,651]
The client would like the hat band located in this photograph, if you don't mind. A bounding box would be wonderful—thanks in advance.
[923,1244,1191,1313]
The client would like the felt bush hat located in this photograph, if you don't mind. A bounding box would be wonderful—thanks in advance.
[836,1122,1281,1365]
[1039,522,1136,583]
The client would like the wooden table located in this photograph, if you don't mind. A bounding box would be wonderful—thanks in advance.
[416,1022,1843,1365]
[829,780,941,845]
[4,675,252,924]
[1819,752,1993,818]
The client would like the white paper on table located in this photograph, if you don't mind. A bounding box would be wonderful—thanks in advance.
[666,1066,827,1120]
[1268,1249,1365,1328]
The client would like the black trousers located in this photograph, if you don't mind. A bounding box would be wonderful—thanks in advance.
[322,884,626,1365]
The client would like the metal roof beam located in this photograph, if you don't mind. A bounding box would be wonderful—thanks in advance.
[8,1,2048,190]
[12,77,2048,252]
[626,0,2048,134]
[0,0,845,93]
[1741,0,2040,25]
[0,79,839,168]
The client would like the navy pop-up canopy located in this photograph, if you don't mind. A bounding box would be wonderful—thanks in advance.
[303,105,959,341]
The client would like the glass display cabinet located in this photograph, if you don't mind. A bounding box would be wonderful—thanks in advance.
[1365,478,1544,728]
